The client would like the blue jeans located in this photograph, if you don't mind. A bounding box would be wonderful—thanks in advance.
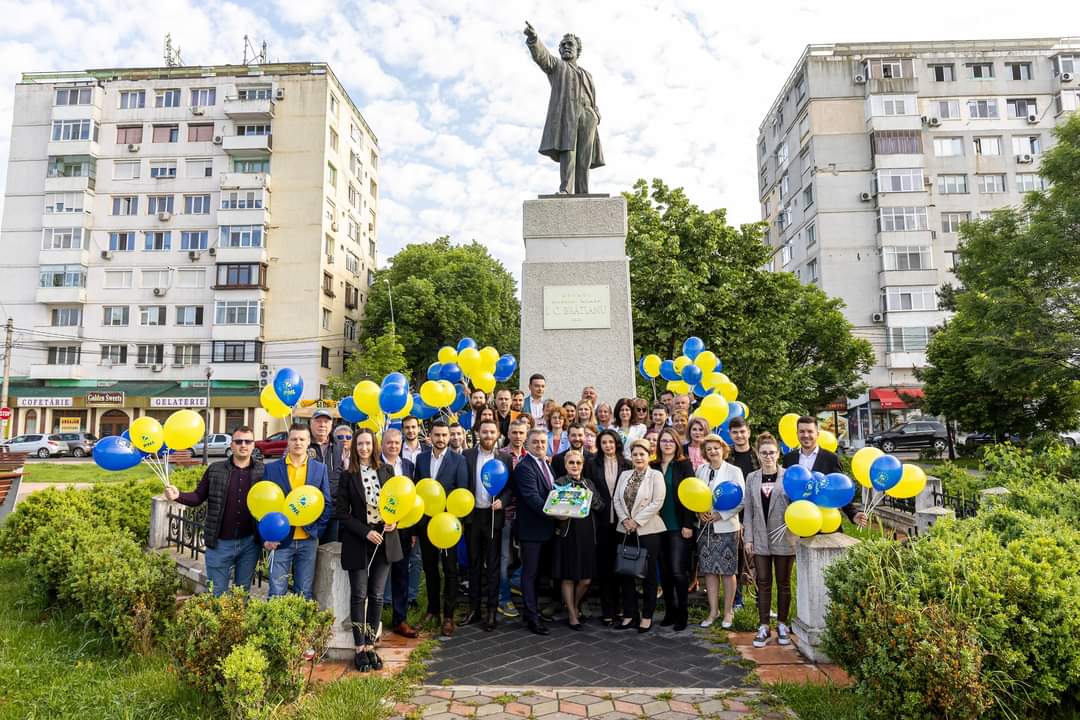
[205,536,260,597]
[384,537,422,606]
[499,521,520,604]
[268,538,319,599]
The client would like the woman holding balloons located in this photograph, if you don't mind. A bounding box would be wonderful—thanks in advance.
[613,438,667,633]
[651,427,697,631]
[612,398,646,459]
[695,434,745,629]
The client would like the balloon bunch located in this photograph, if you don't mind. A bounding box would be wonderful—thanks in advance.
[261,368,305,419]
[338,372,414,433]
[417,338,517,421]
[246,479,326,573]
[851,446,927,518]
[93,409,206,488]
[676,471,745,539]
[414,478,477,549]
[779,465,856,538]
[777,412,839,456]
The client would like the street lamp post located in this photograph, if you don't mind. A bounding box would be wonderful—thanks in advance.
[384,278,395,331]
[203,366,213,465]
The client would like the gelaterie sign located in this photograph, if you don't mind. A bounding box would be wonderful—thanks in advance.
[543,285,611,330]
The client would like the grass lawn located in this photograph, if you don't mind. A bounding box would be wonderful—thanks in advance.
[766,682,867,720]
[21,462,159,484]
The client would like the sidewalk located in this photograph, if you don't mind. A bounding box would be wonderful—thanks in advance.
[728,631,851,685]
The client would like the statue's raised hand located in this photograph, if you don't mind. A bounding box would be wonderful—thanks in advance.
[524,21,537,44]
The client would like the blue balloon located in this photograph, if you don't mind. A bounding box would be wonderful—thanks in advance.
[780,441,793,455]
[272,367,304,407]
[692,382,709,398]
[450,385,468,412]
[338,396,364,423]
[782,465,814,501]
[659,360,680,382]
[388,420,402,431]
[681,364,703,385]
[815,472,856,509]
[458,411,474,431]
[638,357,650,381]
[120,430,131,442]
[258,511,291,543]
[382,372,407,388]
[717,421,733,445]
[493,354,517,382]
[712,481,744,512]
[379,382,409,415]
[714,358,724,372]
[456,337,477,353]
[92,435,144,471]
[411,393,437,420]
[682,336,705,360]
[727,401,744,420]
[481,458,509,496]
[870,455,903,492]
[441,363,463,384]
[427,362,444,381]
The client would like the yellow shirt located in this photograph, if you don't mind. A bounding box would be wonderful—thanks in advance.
[286,454,309,540]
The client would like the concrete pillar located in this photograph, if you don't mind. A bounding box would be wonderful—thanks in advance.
[981,486,1010,507]
[147,494,173,549]
[915,505,955,536]
[313,541,350,631]
[793,532,860,663]
[915,474,942,512]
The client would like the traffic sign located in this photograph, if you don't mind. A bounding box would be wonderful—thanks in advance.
[0,407,11,421]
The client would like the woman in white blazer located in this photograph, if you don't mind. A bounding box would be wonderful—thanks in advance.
[613,438,667,633]
[612,398,647,460]
[695,434,745,629]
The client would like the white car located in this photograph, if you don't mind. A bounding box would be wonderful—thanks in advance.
[192,433,233,457]
[1061,430,1080,448]
[1,433,69,458]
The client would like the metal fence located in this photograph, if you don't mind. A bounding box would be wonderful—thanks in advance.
[881,495,916,514]
[934,489,979,519]
[165,503,265,586]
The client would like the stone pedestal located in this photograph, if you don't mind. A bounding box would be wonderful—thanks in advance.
[312,541,355,659]
[148,494,173,549]
[915,506,955,536]
[519,195,635,404]
[792,532,860,663]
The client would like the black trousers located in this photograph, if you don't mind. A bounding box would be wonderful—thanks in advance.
[468,511,501,612]
[348,547,390,645]
[618,532,661,620]
[519,540,546,624]
[389,528,412,626]
[658,530,690,617]
[419,522,458,618]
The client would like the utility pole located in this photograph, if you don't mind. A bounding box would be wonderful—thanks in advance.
[1,318,13,439]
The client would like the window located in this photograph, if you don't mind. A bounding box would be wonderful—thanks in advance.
[883,246,933,271]
[221,191,262,209]
[212,340,263,363]
[215,263,265,288]
[41,228,85,250]
[329,94,339,115]
[967,99,999,119]
[344,318,356,341]
[55,87,92,105]
[176,268,205,288]
[51,119,96,141]
[136,344,165,365]
[973,136,1001,156]
[175,306,204,326]
[1012,135,1042,155]
[879,207,928,232]
[349,150,361,176]
[347,218,359,242]
[807,258,819,282]
[155,89,180,108]
[937,174,968,194]
[1057,56,1078,75]
[802,184,813,207]
[39,264,86,288]
[116,125,143,144]
[883,286,937,311]
[100,345,127,364]
[1016,173,1048,193]
[876,168,924,193]
[215,301,262,325]
[322,308,331,330]
[187,158,213,177]
[144,231,171,251]
[236,124,271,136]
[329,127,339,152]
[872,130,921,154]
[150,161,177,178]
[888,327,930,352]
[348,184,358,208]
[868,58,910,79]
[934,137,964,157]
[327,163,337,188]
[350,123,363,143]
[929,63,955,82]
[798,114,809,137]
[927,99,960,119]
[1007,62,1033,81]
[321,346,331,369]
[113,160,140,179]
[44,192,84,213]
[103,270,132,289]
[190,87,216,107]
[103,306,129,326]
[51,308,81,326]
[188,123,214,142]
[805,224,816,247]
[174,344,201,365]
[140,269,170,288]
[148,195,174,215]
[871,95,913,116]
[941,212,970,234]
[48,346,81,365]
[345,282,359,309]
[139,306,166,326]
[180,230,208,250]
[780,243,792,266]
[967,62,994,79]
[119,90,144,109]
[977,174,1007,193]
[151,125,179,143]
[112,196,138,215]
[48,157,94,178]
[108,232,135,252]
[323,271,335,296]
[368,238,376,260]
[345,252,359,274]
[1007,98,1037,118]
[219,225,263,248]
[233,157,270,174]
[779,174,789,199]
[238,86,272,100]
[775,142,788,166]
[370,150,378,170]
[184,194,211,214]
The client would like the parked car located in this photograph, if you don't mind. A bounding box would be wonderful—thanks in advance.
[192,433,232,458]
[57,432,97,457]
[0,434,69,458]
[963,431,1021,448]
[1061,430,1080,448]
[254,431,288,460]
[868,421,949,454]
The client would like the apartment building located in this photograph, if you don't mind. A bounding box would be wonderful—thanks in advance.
[0,62,379,438]
[756,38,1080,442]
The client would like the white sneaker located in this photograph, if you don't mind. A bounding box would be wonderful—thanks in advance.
[777,622,791,645]
[752,624,770,648]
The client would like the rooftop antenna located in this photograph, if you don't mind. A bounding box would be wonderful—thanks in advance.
[243,35,268,65]
[164,33,183,67]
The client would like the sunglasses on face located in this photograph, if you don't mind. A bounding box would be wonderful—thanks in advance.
[759,450,778,456]
[232,439,254,446]
[335,434,352,441]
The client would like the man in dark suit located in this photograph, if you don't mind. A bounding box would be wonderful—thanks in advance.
[551,422,592,478]
[381,428,418,638]
[496,417,530,619]
[513,428,557,635]
[782,416,867,528]
[462,419,512,631]
[413,419,469,636]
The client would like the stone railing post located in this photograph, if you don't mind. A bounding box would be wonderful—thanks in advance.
[980,486,1010,508]
[148,494,173,549]
[915,506,955,536]
[915,474,943,512]
[793,533,860,663]
[313,542,351,632]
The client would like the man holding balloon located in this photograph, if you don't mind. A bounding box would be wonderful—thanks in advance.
[462,419,511,631]
[781,416,867,529]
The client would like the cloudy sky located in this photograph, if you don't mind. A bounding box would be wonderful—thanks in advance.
[1,0,1077,279]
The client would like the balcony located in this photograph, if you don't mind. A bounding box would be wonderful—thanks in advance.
[866,114,923,133]
[885,351,928,370]
[224,96,275,121]
[46,139,99,159]
[29,363,84,380]
[36,286,86,304]
[219,172,271,191]
[211,325,264,342]
[218,206,271,227]
[33,324,84,341]
[42,211,92,229]
[211,245,268,264]
[37,249,90,266]
[878,268,939,287]
[222,134,272,156]
[44,174,95,193]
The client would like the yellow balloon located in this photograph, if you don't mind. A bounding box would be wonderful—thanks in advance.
[446,487,475,518]
[247,480,286,520]
[643,354,662,378]
[819,429,838,453]
[130,416,164,453]
[717,380,739,403]
[785,499,823,537]
[694,351,718,373]
[673,355,692,374]
[360,416,384,432]
[284,485,325,526]
[458,347,481,377]
[887,464,927,499]
[437,380,457,407]
[420,380,443,408]
[851,447,884,488]
[779,413,800,449]
[380,475,417,524]
[352,380,381,416]
[702,371,722,391]
[699,394,729,427]
[390,393,414,420]
[819,506,843,533]
[473,371,496,394]
[397,495,426,529]
[479,346,499,373]
[163,409,206,450]
[677,477,712,513]
[261,384,291,419]
[437,346,458,364]
[416,478,446,516]
[427,511,462,549]
[667,380,691,395]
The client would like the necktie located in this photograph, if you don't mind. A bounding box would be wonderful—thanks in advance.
[539,457,553,491]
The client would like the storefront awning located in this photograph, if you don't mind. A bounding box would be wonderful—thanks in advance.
[870,387,924,410]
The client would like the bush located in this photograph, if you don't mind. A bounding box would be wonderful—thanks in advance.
[0,486,94,555]
[220,641,273,720]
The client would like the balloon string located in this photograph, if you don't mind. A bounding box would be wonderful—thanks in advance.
[268,549,275,577]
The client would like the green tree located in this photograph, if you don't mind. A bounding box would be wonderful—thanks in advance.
[327,326,410,399]
[918,113,1080,433]
[626,179,874,431]
[359,238,520,381]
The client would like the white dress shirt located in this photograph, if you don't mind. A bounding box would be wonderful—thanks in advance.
[474,446,496,508]
[797,446,819,471]
[430,448,446,481]
[381,454,403,477]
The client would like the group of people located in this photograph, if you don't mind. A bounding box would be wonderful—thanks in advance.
[165,373,865,671]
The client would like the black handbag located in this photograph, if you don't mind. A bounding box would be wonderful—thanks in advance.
[614,533,648,579]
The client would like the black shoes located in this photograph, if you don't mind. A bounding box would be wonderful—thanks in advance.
[354,651,370,672]
[460,610,483,626]
[568,622,583,631]
[659,614,676,627]
[527,620,550,636]
[484,610,497,632]
[367,650,383,671]
[673,608,688,632]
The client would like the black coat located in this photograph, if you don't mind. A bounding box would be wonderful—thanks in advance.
[651,457,697,530]
[551,447,594,479]
[582,452,630,530]
[335,464,403,571]
[513,453,555,542]
[781,447,857,523]
[462,446,513,529]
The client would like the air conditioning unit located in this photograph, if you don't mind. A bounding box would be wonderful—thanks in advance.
[331,221,339,232]
[208,247,217,256]
[871,312,885,323]
[127,143,140,152]
[927,117,941,127]
[1027,114,1039,124]
[1017,153,1034,164]
[258,364,271,388]
[153,287,165,297]
[274,87,285,100]
[100,250,113,260]
[853,73,867,84]
[924,176,934,186]
[157,211,171,221]
[859,191,873,202]
[151,364,164,373]
[212,135,223,145]
[188,250,201,261]
[191,106,205,115]
[1062,72,1074,82]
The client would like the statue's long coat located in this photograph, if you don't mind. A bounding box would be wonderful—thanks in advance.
[528,40,605,169]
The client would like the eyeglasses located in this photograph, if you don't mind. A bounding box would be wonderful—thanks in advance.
[335,434,352,441]
[659,438,676,444]
[759,450,779,456]
[232,439,254,445]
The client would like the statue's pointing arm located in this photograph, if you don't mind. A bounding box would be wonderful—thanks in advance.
[524,22,556,75]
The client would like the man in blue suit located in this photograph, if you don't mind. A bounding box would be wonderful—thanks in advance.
[513,428,556,635]
[381,427,420,638]
[413,419,468,637]
[262,423,332,600]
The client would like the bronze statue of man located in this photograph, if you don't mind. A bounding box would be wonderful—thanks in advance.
[523,22,605,195]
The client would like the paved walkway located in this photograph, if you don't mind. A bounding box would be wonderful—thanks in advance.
[14,481,94,504]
